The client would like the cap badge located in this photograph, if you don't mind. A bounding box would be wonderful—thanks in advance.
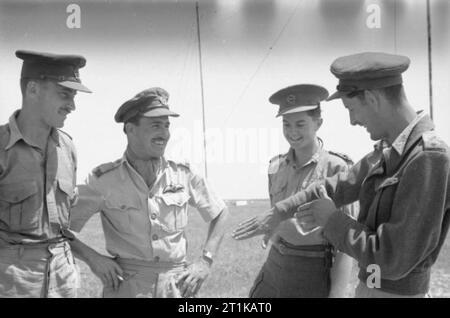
[286,94,296,106]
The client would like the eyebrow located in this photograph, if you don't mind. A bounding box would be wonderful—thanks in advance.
[150,119,170,124]
[283,119,306,124]
[58,87,77,95]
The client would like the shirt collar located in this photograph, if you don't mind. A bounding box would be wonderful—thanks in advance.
[120,151,167,181]
[391,110,425,155]
[6,110,61,150]
[5,110,24,150]
[287,138,325,170]
[49,128,61,146]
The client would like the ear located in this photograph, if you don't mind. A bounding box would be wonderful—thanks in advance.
[364,90,380,111]
[315,117,323,130]
[26,80,39,97]
[124,122,134,135]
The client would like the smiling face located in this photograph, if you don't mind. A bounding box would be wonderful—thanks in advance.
[341,92,385,141]
[282,111,322,151]
[32,80,77,128]
[126,116,171,159]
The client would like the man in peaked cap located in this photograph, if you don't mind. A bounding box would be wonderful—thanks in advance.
[0,50,92,297]
[69,87,229,298]
[233,84,357,297]
[233,52,450,298]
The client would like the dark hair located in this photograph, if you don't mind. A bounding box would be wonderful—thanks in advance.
[305,104,322,120]
[378,84,404,103]
[345,84,404,104]
[20,78,49,96]
[123,114,142,134]
[346,90,366,100]
[20,78,32,95]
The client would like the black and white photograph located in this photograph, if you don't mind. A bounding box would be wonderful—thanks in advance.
[0,0,449,300]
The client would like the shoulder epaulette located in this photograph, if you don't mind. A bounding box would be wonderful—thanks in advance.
[328,150,354,165]
[268,154,286,174]
[92,159,121,178]
[57,129,73,140]
[422,131,448,152]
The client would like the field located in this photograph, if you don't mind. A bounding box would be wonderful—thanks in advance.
[75,200,450,298]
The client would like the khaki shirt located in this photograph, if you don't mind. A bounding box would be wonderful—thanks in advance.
[70,155,225,263]
[269,144,357,246]
[0,111,77,244]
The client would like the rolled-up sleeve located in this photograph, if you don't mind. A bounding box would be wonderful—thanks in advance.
[70,174,105,233]
[188,173,226,223]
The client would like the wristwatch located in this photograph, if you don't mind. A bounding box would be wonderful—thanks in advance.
[202,249,213,265]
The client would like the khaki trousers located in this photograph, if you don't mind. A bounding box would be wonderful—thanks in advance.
[0,241,78,298]
[103,258,187,298]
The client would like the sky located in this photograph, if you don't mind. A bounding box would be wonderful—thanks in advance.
[0,0,449,199]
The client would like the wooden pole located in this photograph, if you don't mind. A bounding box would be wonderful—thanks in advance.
[426,0,434,120]
[196,1,208,178]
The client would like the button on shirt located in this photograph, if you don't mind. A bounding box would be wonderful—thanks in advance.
[0,111,77,244]
[70,155,225,263]
[269,145,356,246]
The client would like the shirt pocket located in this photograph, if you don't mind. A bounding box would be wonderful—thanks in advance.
[56,178,75,227]
[372,176,400,225]
[0,181,40,231]
[158,191,190,233]
[102,200,138,235]
[376,176,399,191]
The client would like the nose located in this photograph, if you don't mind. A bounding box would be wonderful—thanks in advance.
[349,112,359,126]
[162,127,170,139]
[67,98,76,111]
[286,127,299,136]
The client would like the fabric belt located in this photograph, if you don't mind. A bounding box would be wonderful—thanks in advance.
[0,236,69,248]
[116,257,187,274]
[0,238,69,253]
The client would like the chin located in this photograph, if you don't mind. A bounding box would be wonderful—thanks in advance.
[53,120,65,129]
[150,149,165,158]
[290,139,309,149]
[368,132,382,141]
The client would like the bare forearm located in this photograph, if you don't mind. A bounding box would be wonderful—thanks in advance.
[203,207,229,256]
[70,236,102,264]
[329,252,354,298]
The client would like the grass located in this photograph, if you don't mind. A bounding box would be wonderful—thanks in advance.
[75,200,450,298]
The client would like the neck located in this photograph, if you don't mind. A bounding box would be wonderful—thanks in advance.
[126,145,161,188]
[126,145,148,162]
[293,138,319,167]
[16,106,51,149]
[384,103,417,145]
